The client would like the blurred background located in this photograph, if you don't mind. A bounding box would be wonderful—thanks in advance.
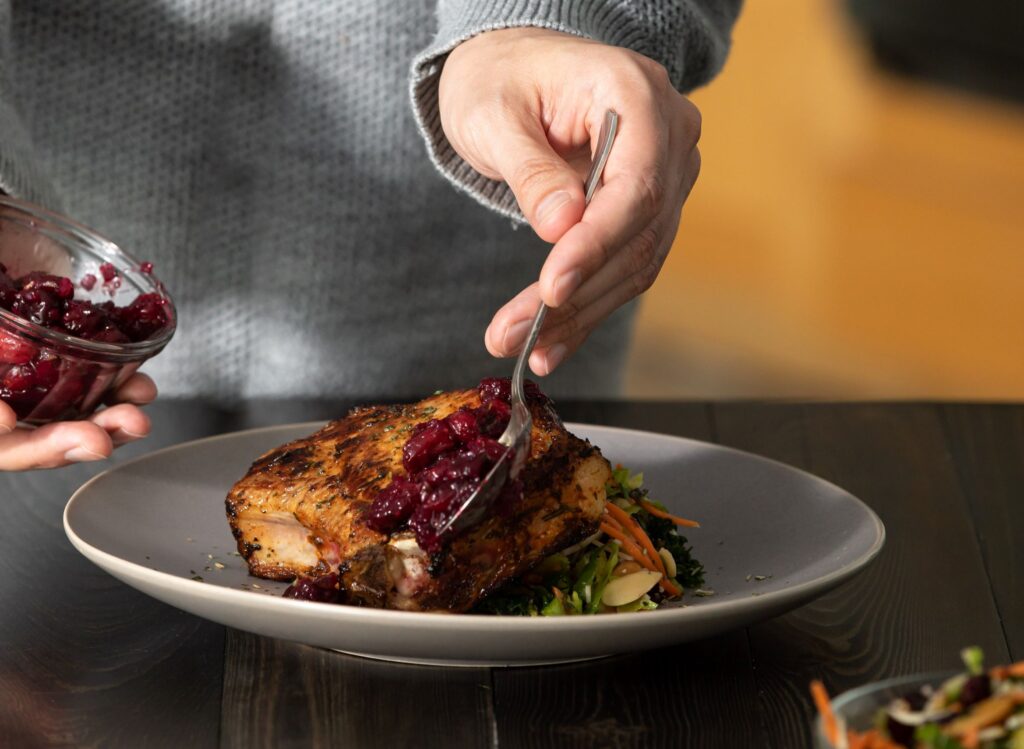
[624,0,1024,399]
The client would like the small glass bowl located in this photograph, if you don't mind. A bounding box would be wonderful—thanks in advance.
[0,197,176,424]
[813,671,957,748]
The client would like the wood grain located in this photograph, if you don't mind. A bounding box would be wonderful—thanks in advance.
[712,403,1010,748]
[0,402,231,748]
[0,400,1013,748]
[940,404,1024,658]
[220,631,494,749]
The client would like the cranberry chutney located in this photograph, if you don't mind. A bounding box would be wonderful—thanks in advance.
[284,378,550,602]
[0,196,175,424]
[365,377,549,552]
[0,263,170,421]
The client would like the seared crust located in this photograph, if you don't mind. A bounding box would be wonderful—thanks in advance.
[225,388,611,611]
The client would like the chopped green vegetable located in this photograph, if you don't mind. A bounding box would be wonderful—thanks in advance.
[541,595,565,616]
[586,544,619,614]
[478,464,703,615]
[960,645,984,676]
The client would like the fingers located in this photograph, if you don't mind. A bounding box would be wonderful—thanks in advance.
[110,372,157,406]
[88,403,151,446]
[0,420,113,471]
[0,400,16,435]
[0,381,153,470]
[490,116,586,243]
[485,282,544,358]
[537,113,671,307]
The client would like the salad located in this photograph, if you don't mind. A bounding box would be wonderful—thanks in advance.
[475,465,705,615]
[814,648,1024,749]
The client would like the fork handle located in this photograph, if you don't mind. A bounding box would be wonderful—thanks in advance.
[513,109,619,382]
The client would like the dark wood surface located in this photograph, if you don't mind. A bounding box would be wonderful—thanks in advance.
[0,400,1019,748]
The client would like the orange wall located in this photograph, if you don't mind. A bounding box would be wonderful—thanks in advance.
[625,0,1024,399]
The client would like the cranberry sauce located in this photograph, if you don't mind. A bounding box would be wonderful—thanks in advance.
[281,379,550,603]
[365,378,546,553]
[283,572,342,603]
[0,262,169,421]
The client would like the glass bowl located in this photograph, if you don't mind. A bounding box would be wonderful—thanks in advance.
[0,196,176,424]
[813,671,957,748]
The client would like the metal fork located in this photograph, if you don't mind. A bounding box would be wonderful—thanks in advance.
[440,109,620,536]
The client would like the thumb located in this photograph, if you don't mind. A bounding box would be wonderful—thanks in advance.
[494,121,585,243]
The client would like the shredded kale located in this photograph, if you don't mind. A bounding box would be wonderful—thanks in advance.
[635,506,706,589]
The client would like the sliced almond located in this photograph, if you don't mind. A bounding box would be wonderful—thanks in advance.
[659,548,677,578]
[612,560,644,577]
[601,569,662,607]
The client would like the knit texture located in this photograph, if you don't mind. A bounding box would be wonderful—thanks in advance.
[0,1,738,400]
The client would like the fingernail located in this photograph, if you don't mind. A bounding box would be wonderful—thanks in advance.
[552,270,582,305]
[501,319,532,355]
[544,343,568,373]
[111,428,147,446]
[0,424,12,435]
[536,191,571,225]
[64,446,106,463]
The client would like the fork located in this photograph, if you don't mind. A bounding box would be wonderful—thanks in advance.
[440,109,620,536]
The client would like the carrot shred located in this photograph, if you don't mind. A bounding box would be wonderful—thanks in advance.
[962,727,980,749]
[991,661,1024,679]
[599,523,656,573]
[639,499,701,528]
[605,503,682,598]
[811,680,839,747]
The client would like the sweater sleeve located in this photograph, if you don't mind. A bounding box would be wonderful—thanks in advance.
[409,0,742,221]
[0,2,59,205]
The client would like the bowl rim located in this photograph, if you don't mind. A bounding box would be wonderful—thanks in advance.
[0,195,176,359]
[815,669,960,745]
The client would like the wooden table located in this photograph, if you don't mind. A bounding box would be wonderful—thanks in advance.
[0,401,1019,748]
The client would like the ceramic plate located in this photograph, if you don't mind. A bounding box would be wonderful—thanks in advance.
[64,423,884,667]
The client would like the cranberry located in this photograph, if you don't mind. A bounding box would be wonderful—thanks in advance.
[33,351,60,390]
[445,408,479,442]
[0,331,36,365]
[99,263,117,283]
[139,261,154,274]
[960,675,991,708]
[364,477,421,533]
[114,293,168,342]
[478,376,510,403]
[885,715,914,747]
[360,378,547,556]
[402,419,457,473]
[1,364,35,392]
[477,399,510,438]
[283,572,341,603]
[79,273,97,291]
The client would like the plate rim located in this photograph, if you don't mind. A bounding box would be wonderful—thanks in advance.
[63,421,886,632]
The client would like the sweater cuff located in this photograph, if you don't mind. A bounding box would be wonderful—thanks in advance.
[410,6,608,223]
[409,1,729,221]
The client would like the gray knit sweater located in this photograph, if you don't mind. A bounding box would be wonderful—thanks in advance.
[0,1,738,401]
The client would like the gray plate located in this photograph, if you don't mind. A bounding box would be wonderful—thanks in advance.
[64,423,884,667]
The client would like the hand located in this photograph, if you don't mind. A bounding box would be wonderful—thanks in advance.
[439,28,702,375]
[0,373,156,470]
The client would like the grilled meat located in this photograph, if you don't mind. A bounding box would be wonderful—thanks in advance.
[225,387,610,612]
